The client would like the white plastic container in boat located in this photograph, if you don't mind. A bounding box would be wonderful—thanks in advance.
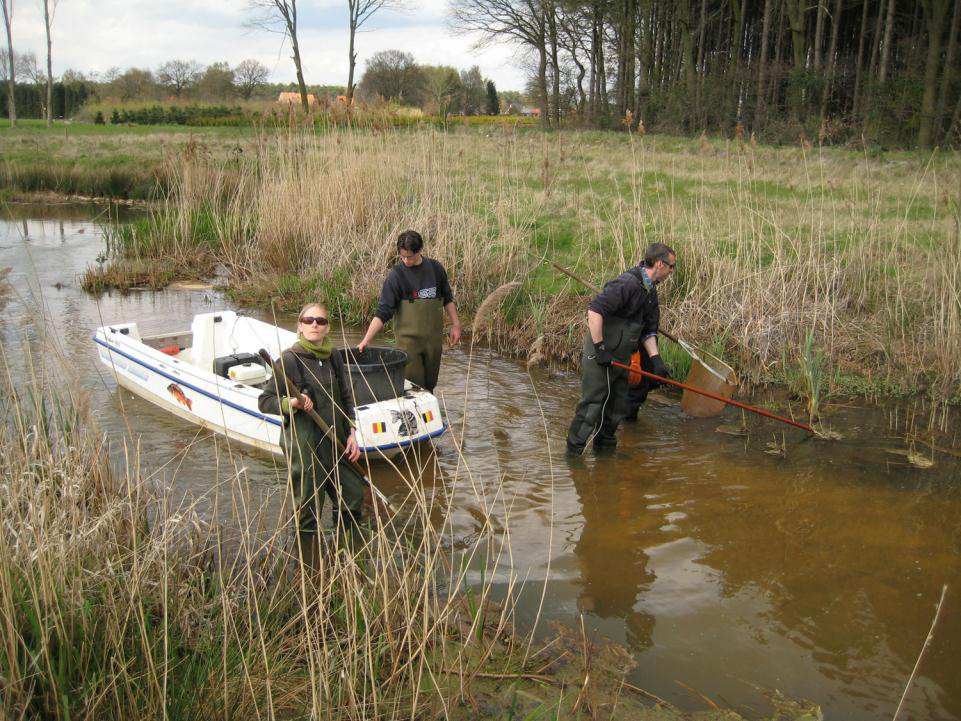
[93,310,447,457]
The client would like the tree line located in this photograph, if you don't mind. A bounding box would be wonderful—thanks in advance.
[357,50,513,114]
[6,0,957,146]
[0,52,514,121]
[1,55,281,101]
[451,0,961,147]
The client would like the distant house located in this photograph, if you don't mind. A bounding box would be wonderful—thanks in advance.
[277,91,318,107]
[505,102,539,117]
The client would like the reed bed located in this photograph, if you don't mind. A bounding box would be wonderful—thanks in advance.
[80,125,961,399]
[0,334,826,719]
[0,339,551,720]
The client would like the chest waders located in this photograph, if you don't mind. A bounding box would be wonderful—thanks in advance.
[566,315,645,454]
[394,265,445,391]
[279,352,365,557]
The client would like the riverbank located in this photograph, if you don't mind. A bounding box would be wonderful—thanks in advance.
[3,121,959,406]
[5,211,960,718]
[0,314,825,720]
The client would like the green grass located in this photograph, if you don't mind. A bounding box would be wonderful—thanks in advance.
[1,117,260,136]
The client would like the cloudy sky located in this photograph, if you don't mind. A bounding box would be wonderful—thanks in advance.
[10,0,527,90]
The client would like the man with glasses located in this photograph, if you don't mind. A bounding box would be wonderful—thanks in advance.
[357,230,462,392]
[566,242,676,456]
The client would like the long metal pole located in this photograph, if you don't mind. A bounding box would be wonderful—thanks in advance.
[527,253,813,432]
[540,256,687,346]
[611,360,815,433]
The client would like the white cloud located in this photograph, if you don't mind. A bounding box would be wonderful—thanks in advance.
[7,0,526,90]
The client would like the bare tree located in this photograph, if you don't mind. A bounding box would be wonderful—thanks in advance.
[852,0,870,112]
[157,59,202,97]
[459,64,485,113]
[248,0,310,112]
[347,0,404,102]
[196,62,236,100]
[557,6,590,114]
[918,0,949,146]
[935,0,959,140]
[1,0,14,126]
[449,0,550,126]
[818,0,843,122]
[753,0,774,130]
[422,64,461,116]
[878,0,895,83]
[40,0,57,125]
[109,68,157,101]
[234,58,270,99]
[813,0,826,71]
[14,49,41,84]
[357,49,426,103]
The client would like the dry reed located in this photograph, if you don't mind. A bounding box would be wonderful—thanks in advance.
[0,336,545,720]
[471,281,522,339]
[87,125,961,398]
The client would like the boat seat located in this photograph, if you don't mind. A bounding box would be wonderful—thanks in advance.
[190,311,240,372]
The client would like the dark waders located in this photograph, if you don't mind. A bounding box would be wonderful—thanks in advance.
[566,316,644,454]
[280,363,365,568]
[394,295,445,392]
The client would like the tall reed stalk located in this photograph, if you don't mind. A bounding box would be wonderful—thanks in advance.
[0,338,546,720]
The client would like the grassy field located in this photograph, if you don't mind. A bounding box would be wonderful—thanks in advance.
[0,119,266,199]
[3,120,960,405]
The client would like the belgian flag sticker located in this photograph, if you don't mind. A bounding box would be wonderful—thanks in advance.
[421,411,434,423]
[372,421,386,433]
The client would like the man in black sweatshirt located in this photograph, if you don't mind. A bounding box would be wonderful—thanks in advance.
[357,230,462,392]
[566,242,676,456]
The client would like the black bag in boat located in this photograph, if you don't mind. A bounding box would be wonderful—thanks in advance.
[335,346,409,407]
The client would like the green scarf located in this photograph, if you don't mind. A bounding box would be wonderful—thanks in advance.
[296,333,333,360]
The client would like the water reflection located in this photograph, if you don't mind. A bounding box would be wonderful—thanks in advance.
[569,462,656,647]
[2,206,960,721]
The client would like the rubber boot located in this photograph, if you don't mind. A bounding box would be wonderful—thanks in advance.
[593,426,618,453]
[566,440,586,457]
[296,530,320,574]
[329,505,362,548]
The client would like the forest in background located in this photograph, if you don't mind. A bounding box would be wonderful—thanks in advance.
[451,0,961,148]
[3,0,961,148]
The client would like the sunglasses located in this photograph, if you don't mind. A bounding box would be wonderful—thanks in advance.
[299,316,329,326]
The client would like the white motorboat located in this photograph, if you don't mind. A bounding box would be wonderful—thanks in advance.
[93,310,447,457]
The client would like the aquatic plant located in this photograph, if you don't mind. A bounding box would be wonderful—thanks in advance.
[798,330,826,422]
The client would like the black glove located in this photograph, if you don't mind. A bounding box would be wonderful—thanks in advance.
[649,354,670,381]
[591,341,613,367]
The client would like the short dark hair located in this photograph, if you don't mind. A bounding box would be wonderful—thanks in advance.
[643,242,676,268]
[397,230,424,254]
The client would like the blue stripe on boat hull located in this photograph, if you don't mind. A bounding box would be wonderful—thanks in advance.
[94,335,446,452]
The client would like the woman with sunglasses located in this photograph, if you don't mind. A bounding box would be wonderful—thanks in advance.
[259,303,365,568]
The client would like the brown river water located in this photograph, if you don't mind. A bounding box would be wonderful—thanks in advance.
[2,205,960,720]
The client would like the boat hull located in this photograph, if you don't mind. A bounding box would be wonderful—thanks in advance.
[94,314,446,459]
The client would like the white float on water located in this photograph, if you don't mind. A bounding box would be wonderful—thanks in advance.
[93,310,447,457]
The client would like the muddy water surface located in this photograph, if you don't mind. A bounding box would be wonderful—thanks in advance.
[2,207,960,720]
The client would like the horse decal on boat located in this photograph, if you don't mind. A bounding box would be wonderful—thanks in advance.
[390,409,418,437]
[167,383,193,411]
